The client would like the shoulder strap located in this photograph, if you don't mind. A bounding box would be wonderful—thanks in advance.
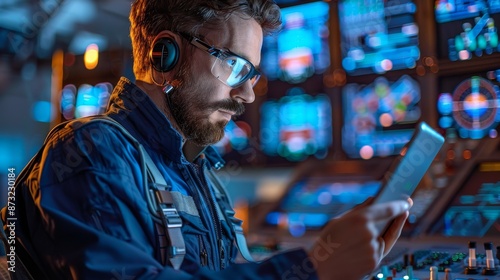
[205,169,258,263]
[142,151,186,270]
[88,116,186,270]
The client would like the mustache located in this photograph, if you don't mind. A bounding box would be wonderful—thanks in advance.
[210,99,245,116]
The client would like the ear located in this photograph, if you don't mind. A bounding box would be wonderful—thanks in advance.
[149,31,183,74]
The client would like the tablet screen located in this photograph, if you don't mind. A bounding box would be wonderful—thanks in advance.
[373,122,445,233]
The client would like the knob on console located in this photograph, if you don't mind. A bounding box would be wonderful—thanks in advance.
[482,242,497,276]
[444,268,451,280]
[430,266,438,280]
[464,241,478,274]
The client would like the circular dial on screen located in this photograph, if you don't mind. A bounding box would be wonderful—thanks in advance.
[449,76,500,138]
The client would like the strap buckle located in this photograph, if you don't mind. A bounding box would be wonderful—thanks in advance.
[159,205,182,229]
[152,184,186,268]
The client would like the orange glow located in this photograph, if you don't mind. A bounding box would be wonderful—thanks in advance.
[84,44,99,70]
[254,76,268,96]
[463,149,472,160]
[400,146,408,156]
[430,64,439,73]
[447,149,455,160]
[51,49,64,128]
[416,65,425,76]
[323,73,335,87]
[334,69,346,85]
[424,57,434,66]
[233,200,249,233]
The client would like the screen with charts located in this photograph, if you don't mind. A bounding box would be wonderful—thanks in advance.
[338,0,420,75]
[342,75,421,159]
[264,177,381,236]
[437,69,500,139]
[260,87,332,162]
[435,0,500,61]
[260,1,330,83]
[429,162,500,237]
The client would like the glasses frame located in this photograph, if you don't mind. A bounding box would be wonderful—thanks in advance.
[179,32,261,88]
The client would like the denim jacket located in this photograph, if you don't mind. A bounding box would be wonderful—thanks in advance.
[1,77,316,279]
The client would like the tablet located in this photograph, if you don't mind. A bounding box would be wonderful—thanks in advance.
[373,122,445,234]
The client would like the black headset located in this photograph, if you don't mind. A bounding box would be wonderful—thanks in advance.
[149,37,180,72]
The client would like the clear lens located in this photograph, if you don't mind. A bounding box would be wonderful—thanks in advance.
[250,73,261,86]
[211,54,258,87]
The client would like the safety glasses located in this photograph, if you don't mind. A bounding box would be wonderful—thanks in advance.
[180,33,261,88]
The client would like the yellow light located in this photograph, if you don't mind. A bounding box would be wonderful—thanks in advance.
[84,44,99,70]
[480,162,500,172]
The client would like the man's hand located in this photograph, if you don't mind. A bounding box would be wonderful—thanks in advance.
[308,199,411,280]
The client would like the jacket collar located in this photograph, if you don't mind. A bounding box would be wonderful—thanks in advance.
[106,77,225,169]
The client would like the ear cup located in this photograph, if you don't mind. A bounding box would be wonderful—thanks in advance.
[150,38,179,72]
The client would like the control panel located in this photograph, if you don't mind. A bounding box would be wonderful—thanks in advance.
[374,239,500,280]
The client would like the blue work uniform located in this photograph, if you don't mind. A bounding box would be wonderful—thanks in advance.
[1,77,317,279]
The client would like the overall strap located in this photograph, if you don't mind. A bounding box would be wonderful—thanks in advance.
[142,150,185,270]
[88,117,186,269]
[205,169,258,263]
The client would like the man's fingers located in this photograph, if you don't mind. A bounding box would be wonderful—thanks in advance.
[382,211,409,256]
[365,200,410,221]
[407,197,414,208]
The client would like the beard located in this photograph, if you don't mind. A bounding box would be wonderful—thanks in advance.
[167,60,245,146]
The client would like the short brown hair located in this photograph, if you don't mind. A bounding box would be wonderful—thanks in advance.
[129,0,282,77]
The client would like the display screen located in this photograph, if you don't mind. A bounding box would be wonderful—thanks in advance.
[342,75,421,159]
[213,120,252,156]
[437,69,500,139]
[435,0,500,61]
[260,1,330,83]
[61,83,112,119]
[430,162,500,237]
[265,178,381,235]
[260,87,332,162]
[338,0,420,75]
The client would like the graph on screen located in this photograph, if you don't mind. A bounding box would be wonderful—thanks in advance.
[435,0,500,61]
[260,1,330,83]
[260,87,332,162]
[342,75,421,159]
[338,0,420,75]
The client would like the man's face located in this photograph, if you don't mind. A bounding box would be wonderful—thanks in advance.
[169,15,263,146]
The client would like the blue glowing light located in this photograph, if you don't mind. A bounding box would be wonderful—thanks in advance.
[32,101,54,123]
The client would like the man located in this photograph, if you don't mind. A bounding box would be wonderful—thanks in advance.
[1,0,410,279]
